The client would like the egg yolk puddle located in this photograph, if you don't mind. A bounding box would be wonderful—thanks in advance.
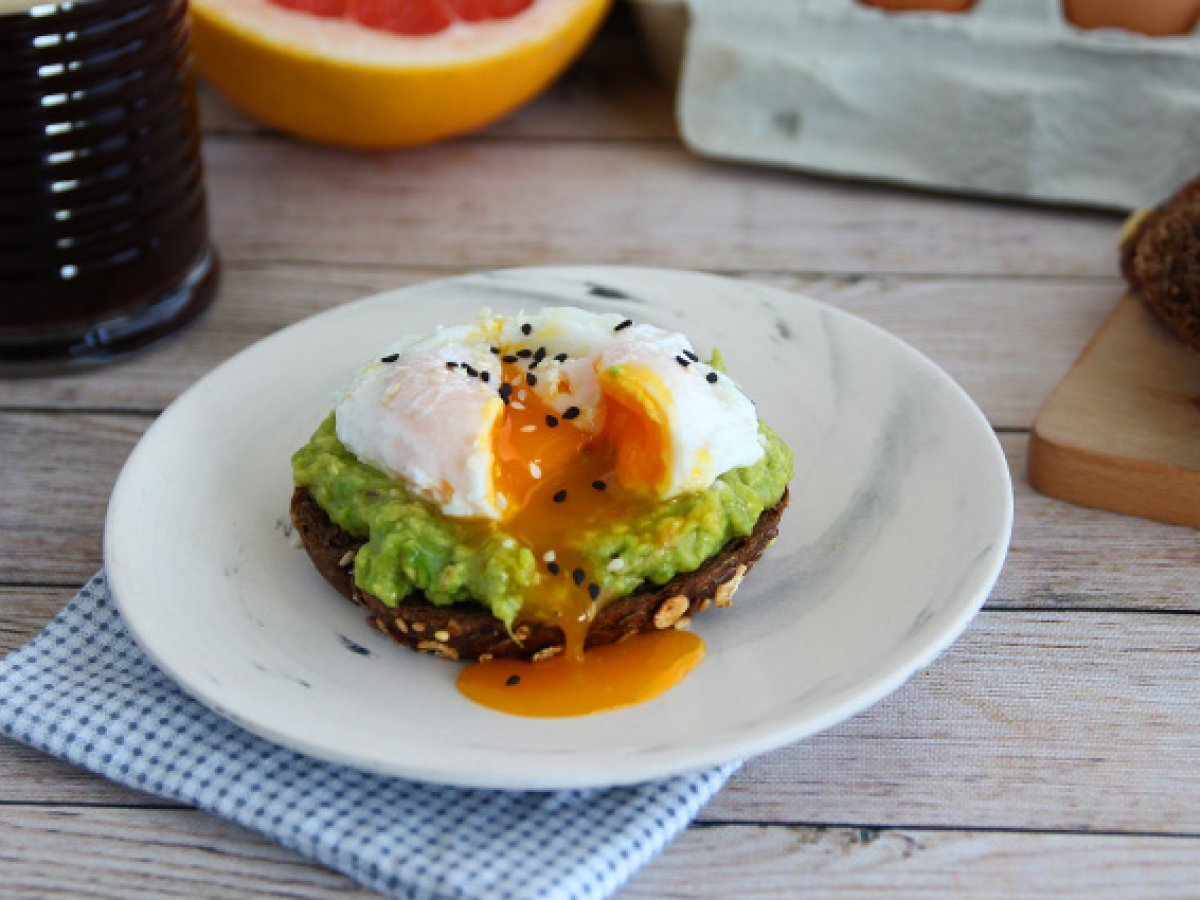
[455,354,705,717]
[457,629,704,717]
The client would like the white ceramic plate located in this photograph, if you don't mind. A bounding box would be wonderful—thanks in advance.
[106,267,1013,790]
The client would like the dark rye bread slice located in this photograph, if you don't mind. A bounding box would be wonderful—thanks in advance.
[1121,175,1200,352]
[290,486,788,661]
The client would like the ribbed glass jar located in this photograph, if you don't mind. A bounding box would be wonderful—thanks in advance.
[0,0,218,372]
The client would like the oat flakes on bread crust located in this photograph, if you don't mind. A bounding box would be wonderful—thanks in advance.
[290,486,788,662]
[1121,175,1200,352]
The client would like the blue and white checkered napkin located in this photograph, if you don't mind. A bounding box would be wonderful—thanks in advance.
[0,573,738,899]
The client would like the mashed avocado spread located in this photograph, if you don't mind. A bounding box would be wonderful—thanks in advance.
[292,415,792,630]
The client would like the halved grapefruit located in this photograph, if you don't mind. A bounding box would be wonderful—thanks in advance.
[189,0,612,148]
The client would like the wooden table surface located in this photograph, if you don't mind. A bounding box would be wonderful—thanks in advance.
[3,10,1199,897]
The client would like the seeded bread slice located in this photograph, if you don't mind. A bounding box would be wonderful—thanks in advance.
[1121,175,1200,352]
[290,486,788,661]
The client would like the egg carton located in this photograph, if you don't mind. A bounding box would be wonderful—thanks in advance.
[630,0,1200,208]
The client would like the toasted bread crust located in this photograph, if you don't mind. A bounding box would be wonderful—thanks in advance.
[1121,175,1200,352]
[290,486,788,661]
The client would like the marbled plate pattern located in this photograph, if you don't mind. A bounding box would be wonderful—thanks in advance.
[105,267,1013,789]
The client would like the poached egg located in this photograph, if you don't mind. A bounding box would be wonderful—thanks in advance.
[333,307,766,716]
[335,307,764,519]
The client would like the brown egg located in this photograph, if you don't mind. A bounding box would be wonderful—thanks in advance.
[1063,0,1200,36]
[859,0,975,11]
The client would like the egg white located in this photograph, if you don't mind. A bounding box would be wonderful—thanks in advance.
[335,332,504,518]
[595,326,764,496]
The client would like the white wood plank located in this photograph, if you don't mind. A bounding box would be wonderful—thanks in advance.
[200,137,1121,277]
[0,586,72,655]
[0,264,1119,430]
[705,610,1200,832]
[0,741,157,810]
[0,806,371,898]
[1,807,1198,898]
[0,414,150,586]
[625,825,1200,898]
[4,608,1200,834]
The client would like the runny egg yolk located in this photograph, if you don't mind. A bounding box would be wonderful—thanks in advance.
[456,630,704,718]
[456,357,705,717]
[598,363,671,496]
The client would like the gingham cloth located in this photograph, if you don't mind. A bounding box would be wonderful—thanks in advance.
[0,573,738,899]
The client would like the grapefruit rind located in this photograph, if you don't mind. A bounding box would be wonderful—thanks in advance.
[189,0,612,148]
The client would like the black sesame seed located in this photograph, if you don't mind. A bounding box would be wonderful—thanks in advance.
[464,364,478,377]
[547,561,561,575]
[498,383,513,403]
[591,479,607,491]
[554,353,568,363]
[683,350,699,362]
[381,353,399,363]
[534,346,546,360]
[517,348,533,359]
[480,371,490,383]
[545,414,559,427]
[676,355,691,367]
[572,567,585,585]
[553,489,567,503]
[614,319,633,331]
[526,372,537,386]
[444,361,458,369]
[490,346,500,355]
[521,323,532,335]
[502,354,518,364]
[588,583,600,601]
[562,406,580,420]
[505,675,521,687]
[706,371,719,384]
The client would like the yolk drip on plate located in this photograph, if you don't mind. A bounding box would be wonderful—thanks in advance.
[457,630,704,718]
[456,357,705,717]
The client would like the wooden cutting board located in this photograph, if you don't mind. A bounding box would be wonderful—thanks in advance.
[1028,293,1200,529]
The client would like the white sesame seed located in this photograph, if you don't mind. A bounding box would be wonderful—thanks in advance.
[529,461,542,479]
[518,389,527,401]
[497,492,508,511]
[502,537,516,549]
[510,401,525,410]
[542,549,556,563]
[607,557,626,573]
[520,424,537,433]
